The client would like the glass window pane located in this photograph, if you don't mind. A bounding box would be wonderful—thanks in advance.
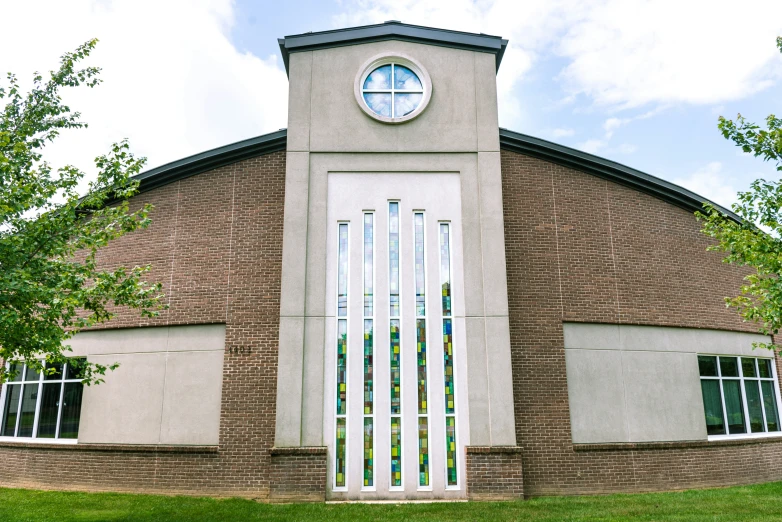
[390,319,401,415]
[364,319,373,415]
[36,383,62,438]
[741,358,757,378]
[17,383,38,437]
[8,363,23,382]
[58,382,83,439]
[44,362,63,381]
[744,380,765,432]
[363,213,373,317]
[720,357,739,377]
[363,65,391,90]
[336,319,347,416]
[65,359,86,381]
[24,364,40,382]
[363,93,391,118]
[722,380,746,434]
[335,417,346,488]
[758,359,773,379]
[700,380,726,435]
[389,202,400,317]
[418,417,429,487]
[414,213,426,316]
[363,418,373,488]
[445,416,458,486]
[761,381,780,432]
[417,319,428,415]
[394,93,423,117]
[394,65,422,90]
[1,384,21,436]
[337,223,348,317]
[390,417,402,487]
[698,356,718,377]
[440,224,452,317]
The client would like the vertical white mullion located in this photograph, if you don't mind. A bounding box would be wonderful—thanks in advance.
[739,358,752,434]
[55,367,67,440]
[716,357,730,434]
[31,366,43,439]
[14,368,25,437]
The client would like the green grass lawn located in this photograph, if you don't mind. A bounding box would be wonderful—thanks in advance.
[2,482,782,521]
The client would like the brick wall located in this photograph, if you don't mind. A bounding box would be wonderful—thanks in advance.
[269,447,328,502]
[502,150,782,496]
[465,446,524,500]
[0,151,331,499]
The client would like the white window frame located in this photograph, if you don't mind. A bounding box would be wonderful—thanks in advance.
[0,360,84,445]
[354,53,433,124]
[699,354,782,441]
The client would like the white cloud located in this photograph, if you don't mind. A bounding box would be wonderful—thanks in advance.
[0,0,288,183]
[577,139,606,154]
[552,128,575,137]
[673,162,738,208]
[602,117,630,138]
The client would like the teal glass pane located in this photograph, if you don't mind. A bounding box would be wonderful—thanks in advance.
[443,319,455,415]
[445,416,458,486]
[440,224,452,317]
[417,319,428,415]
[364,319,373,415]
[720,357,739,377]
[761,381,780,432]
[758,359,773,378]
[390,417,402,487]
[418,417,430,487]
[394,93,423,117]
[697,355,718,377]
[363,93,391,118]
[335,418,347,488]
[336,319,347,415]
[390,320,401,415]
[700,380,725,435]
[17,383,38,437]
[741,358,757,377]
[744,380,765,432]
[364,65,391,90]
[36,383,62,438]
[394,65,422,90]
[337,223,348,317]
[1,384,21,436]
[723,380,746,434]
[364,213,373,317]
[363,418,373,487]
[389,202,400,317]
[414,213,425,316]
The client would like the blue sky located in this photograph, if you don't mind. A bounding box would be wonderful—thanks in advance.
[1,0,780,208]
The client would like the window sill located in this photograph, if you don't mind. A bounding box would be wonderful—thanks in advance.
[0,440,219,453]
[708,431,782,442]
[574,435,782,452]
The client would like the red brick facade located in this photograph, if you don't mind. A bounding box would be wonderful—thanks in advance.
[1,147,780,500]
[501,150,782,496]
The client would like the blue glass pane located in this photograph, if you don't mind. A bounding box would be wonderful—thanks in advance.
[394,65,422,90]
[394,93,423,117]
[364,93,392,118]
[364,65,391,90]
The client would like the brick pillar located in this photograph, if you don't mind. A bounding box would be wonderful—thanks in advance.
[269,447,327,502]
[465,446,524,500]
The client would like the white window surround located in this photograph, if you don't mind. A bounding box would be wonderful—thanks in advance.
[354,52,433,124]
[0,360,84,445]
[699,354,782,442]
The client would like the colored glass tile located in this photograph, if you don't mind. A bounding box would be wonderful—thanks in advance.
[336,319,347,415]
[394,65,423,90]
[418,417,430,487]
[364,213,374,317]
[414,213,426,316]
[446,416,458,486]
[364,418,374,487]
[389,203,400,317]
[364,320,373,415]
[417,319,428,415]
[390,319,401,415]
[335,418,347,488]
[443,318,455,414]
[391,417,402,487]
[440,224,452,317]
[337,223,348,317]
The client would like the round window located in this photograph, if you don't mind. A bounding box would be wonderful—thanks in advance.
[354,54,432,124]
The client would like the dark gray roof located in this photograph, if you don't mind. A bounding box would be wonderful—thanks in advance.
[131,128,737,222]
[278,21,508,75]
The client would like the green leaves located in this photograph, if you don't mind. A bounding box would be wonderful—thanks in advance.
[697,37,782,353]
[0,40,166,384]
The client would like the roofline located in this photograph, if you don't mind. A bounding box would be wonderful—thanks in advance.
[278,21,508,75]
[130,127,738,223]
[498,128,740,222]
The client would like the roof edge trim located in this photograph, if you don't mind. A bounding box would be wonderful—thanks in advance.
[499,128,740,222]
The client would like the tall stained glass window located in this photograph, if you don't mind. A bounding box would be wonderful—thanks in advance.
[388,203,403,487]
[363,213,374,488]
[414,212,429,487]
[440,223,458,486]
[335,223,349,489]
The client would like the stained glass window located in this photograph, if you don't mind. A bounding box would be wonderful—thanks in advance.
[417,319,428,415]
[364,418,374,488]
[364,214,374,317]
[414,213,426,317]
[338,224,348,317]
[362,63,424,119]
[440,223,458,486]
[390,320,401,415]
[418,417,430,487]
[389,203,400,317]
[334,223,349,489]
[336,319,347,416]
[413,212,430,488]
[391,417,402,487]
[445,416,458,486]
[389,203,403,489]
[363,213,374,489]
[336,418,347,488]
[364,320,373,415]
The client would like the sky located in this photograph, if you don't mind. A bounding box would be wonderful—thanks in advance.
[1,0,781,209]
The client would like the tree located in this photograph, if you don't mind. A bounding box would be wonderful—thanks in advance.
[0,40,165,384]
[697,37,782,352]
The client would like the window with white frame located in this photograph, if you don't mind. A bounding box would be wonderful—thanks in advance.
[1,360,85,441]
[698,355,781,437]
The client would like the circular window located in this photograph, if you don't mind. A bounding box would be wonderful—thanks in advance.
[354,54,432,124]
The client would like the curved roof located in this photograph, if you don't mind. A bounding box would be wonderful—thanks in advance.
[131,128,737,222]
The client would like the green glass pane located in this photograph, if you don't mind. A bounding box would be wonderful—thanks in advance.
[335,418,346,488]
[363,418,373,487]
[697,356,718,377]
[719,357,739,377]
[443,319,455,415]
[36,383,62,438]
[1,384,21,436]
[336,319,347,415]
[744,380,765,432]
[364,319,373,415]
[390,417,402,487]
[390,320,401,415]
[741,358,757,378]
[761,381,780,432]
[446,416,458,486]
[700,380,725,435]
[417,319,428,415]
[418,417,429,487]
[723,380,746,434]
[758,359,773,379]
